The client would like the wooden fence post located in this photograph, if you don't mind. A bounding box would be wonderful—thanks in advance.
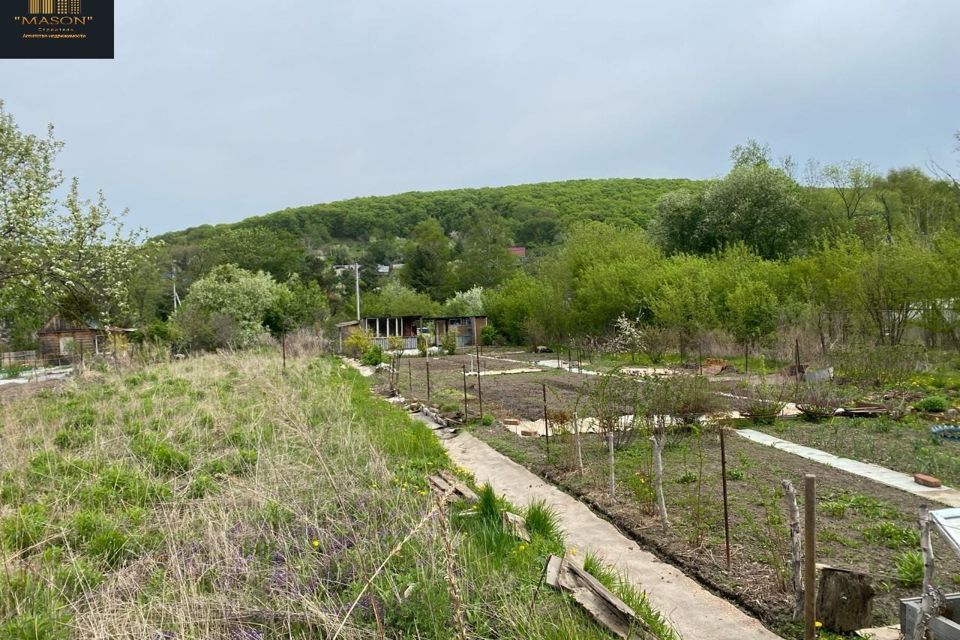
[282,332,286,370]
[408,360,412,393]
[804,474,816,640]
[782,479,804,618]
[426,360,431,404]
[912,504,935,640]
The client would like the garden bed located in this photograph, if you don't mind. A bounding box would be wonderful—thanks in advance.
[758,416,960,488]
[469,419,960,637]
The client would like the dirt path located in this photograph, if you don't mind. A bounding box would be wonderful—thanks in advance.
[737,429,960,507]
[434,427,781,640]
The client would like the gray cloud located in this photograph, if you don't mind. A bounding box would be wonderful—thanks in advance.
[0,0,957,233]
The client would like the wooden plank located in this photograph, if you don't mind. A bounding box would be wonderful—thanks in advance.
[544,555,657,640]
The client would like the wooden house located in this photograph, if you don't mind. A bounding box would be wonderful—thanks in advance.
[429,316,487,348]
[37,315,129,365]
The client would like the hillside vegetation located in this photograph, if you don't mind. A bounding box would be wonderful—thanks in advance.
[156,178,705,248]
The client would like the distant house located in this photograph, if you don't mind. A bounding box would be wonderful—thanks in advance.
[508,246,527,259]
[376,264,390,275]
[429,316,487,348]
[37,315,131,365]
[337,315,488,352]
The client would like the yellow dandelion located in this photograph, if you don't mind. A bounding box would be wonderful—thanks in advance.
[311,539,320,549]
[568,548,577,556]
[814,621,822,629]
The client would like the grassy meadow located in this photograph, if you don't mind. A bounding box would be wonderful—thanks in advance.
[0,353,672,639]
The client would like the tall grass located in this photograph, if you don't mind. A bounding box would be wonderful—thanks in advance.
[0,353,675,639]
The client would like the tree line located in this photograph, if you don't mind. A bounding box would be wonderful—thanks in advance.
[2,99,959,358]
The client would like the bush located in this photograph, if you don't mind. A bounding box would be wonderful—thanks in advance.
[833,344,925,387]
[480,325,496,346]
[796,382,847,422]
[441,331,457,356]
[416,332,430,357]
[915,395,949,413]
[344,329,373,358]
[360,345,384,366]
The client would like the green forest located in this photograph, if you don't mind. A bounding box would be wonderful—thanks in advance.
[3,101,960,361]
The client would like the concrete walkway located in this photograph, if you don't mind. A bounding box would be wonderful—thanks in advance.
[737,429,960,508]
[437,428,781,640]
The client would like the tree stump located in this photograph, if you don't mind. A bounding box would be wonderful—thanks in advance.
[816,567,874,632]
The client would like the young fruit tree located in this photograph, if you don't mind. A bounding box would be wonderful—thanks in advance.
[641,375,723,526]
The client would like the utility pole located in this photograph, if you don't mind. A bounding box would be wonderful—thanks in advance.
[353,263,361,322]
[172,263,181,310]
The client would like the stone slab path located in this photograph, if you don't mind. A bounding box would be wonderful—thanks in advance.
[430,423,781,640]
[737,429,960,508]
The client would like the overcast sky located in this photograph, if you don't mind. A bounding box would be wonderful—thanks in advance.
[1,0,958,234]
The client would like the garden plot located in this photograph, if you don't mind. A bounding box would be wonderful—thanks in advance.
[756,416,960,489]
[472,419,960,638]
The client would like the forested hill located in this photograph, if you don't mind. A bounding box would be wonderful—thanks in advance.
[155,177,707,248]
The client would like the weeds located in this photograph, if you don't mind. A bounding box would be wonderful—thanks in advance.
[0,353,667,639]
[896,551,924,586]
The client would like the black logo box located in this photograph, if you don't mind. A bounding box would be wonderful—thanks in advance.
[0,0,113,59]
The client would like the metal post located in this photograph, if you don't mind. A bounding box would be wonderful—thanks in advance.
[795,338,802,385]
[281,332,286,370]
[607,433,615,500]
[408,360,412,392]
[542,383,549,458]
[804,474,816,640]
[462,365,469,423]
[720,426,731,570]
[426,360,431,404]
[354,263,361,322]
[476,345,483,421]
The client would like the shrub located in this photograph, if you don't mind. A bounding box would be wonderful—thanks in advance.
[344,329,372,358]
[416,332,430,357]
[796,382,847,422]
[480,325,496,346]
[896,551,924,586]
[915,395,949,413]
[441,330,457,356]
[360,344,384,366]
[833,344,925,387]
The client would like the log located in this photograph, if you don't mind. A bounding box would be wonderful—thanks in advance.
[544,555,657,640]
[816,567,874,632]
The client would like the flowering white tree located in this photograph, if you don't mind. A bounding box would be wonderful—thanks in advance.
[612,314,646,363]
[0,102,142,328]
